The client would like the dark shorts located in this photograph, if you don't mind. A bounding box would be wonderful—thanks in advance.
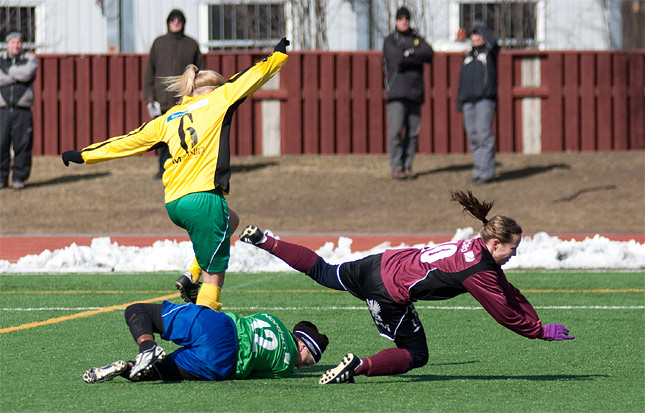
[338,254,424,342]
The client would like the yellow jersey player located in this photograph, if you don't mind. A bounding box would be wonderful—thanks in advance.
[63,38,291,311]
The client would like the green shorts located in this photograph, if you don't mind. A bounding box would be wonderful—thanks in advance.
[165,189,230,273]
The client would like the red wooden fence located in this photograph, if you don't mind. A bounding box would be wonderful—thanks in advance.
[30,50,644,156]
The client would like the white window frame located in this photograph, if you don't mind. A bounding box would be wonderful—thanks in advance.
[0,1,44,52]
[198,0,286,51]
[449,0,546,50]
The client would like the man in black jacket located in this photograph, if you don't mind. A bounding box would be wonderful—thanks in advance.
[457,22,500,185]
[144,9,204,179]
[383,7,433,180]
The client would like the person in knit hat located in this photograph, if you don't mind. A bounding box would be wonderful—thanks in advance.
[144,9,203,180]
[383,6,433,180]
[1,30,38,189]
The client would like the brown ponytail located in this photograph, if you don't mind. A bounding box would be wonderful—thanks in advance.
[450,190,522,244]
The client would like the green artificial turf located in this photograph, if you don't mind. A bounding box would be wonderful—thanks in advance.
[0,270,643,412]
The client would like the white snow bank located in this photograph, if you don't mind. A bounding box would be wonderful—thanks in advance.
[0,229,643,273]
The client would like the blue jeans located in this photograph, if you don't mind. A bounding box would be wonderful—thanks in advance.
[463,99,496,180]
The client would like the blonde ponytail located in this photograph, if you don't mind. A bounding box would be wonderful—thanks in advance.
[162,64,225,99]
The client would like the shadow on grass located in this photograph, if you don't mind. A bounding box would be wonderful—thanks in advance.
[405,373,609,382]
[27,172,111,188]
[429,360,477,366]
[291,365,332,377]
[415,162,570,182]
[554,185,618,203]
[231,161,279,174]
[494,163,570,182]
[416,163,474,177]
[292,360,479,380]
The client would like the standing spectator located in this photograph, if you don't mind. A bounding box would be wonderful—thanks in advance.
[144,9,203,180]
[457,22,500,185]
[383,6,433,180]
[0,32,38,190]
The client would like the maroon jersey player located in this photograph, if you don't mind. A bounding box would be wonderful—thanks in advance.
[239,190,574,384]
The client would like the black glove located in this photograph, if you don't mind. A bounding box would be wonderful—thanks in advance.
[274,37,290,54]
[62,150,84,166]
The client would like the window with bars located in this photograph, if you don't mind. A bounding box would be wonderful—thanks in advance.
[206,2,285,50]
[459,1,537,48]
[0,5,36,50]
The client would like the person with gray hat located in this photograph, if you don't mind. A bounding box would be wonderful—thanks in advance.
[83,301,329,383]
[0,31,38,190]
[144,8,203,180]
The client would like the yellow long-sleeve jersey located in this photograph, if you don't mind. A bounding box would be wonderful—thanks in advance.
[80,51,287,203]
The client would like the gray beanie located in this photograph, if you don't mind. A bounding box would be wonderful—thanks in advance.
[5,32,22,42]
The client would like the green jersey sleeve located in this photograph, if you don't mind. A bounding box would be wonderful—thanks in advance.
[225,312,298,379]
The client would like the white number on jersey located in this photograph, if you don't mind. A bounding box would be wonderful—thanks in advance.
[419,243,459,264]
[250,318,278,352]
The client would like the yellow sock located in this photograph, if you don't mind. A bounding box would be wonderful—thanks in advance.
[196,283,222,311]
[188,257,201,284]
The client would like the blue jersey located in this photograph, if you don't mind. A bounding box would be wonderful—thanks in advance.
[161,301,238,381]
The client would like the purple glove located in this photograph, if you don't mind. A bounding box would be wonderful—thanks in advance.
[543,324,575,341]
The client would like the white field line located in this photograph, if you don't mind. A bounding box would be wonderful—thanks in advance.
[3,305,644,311]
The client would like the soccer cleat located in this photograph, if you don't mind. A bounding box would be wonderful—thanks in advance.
[83,360,127,383]
[175,272,200,304]
[239,225,267,246]
[319,353,360,384]
[129,345,165,380]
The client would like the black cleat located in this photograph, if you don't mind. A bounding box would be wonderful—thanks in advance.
[319,353,360,384]
[239,225,267,246]
[175,272,200,304]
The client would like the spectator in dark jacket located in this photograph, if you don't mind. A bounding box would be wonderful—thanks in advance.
[457,22,500,185]
[144,9,203,179]
[383,6,433,180]
[0,31,37,190]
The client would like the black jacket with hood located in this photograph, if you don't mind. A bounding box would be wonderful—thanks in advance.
[456,22,500,111]
[144,9,204,112]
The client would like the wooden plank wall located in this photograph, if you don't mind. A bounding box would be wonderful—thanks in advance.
[30,51,644,156]
[541,51,644,151]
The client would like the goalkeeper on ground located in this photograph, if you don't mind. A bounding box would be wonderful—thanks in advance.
[83,301,328,383]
